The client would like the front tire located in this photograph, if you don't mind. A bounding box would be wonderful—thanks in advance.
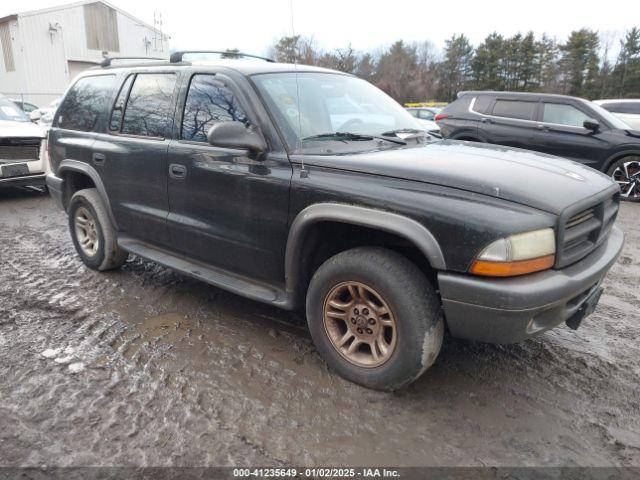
[68,188,128,271]
[306,247,444,391]
[607,157,640,202]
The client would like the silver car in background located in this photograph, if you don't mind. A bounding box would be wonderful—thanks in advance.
[594,99,640,130]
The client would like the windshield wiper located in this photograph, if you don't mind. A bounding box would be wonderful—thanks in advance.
[300,131,407,145]
[381,128,427,138]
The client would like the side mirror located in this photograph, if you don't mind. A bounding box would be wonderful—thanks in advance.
[583,119,600,131]
[29,110,42,122]
[207,121,266,155]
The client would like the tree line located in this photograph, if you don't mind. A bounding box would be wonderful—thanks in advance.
[260,28,640,104]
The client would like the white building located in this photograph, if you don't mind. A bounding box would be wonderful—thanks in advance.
[0,0,170,107]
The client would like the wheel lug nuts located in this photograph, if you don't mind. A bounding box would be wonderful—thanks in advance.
[368,318,375,325]
[351,318,356,324]
[354,308,359,314]
[366,328,373,334]
[357,328,363,334]
[363,308,369,315]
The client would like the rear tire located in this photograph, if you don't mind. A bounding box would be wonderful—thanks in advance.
[306,247,444,391]
[68,188,128,271]
[606,157,640,202]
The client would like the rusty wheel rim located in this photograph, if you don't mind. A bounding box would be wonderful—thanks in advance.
[323,281,397,368]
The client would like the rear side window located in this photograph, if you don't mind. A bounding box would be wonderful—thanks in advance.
[109,74,134,131]
[543,103,590,127]
[472,95,492,114]
[57,75,115,131]
[121,73,177,138]
[602,102,640,114]
[181,74,249,142]
[491,100,536,120]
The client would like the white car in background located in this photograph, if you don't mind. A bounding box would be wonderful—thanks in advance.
[406,107,442,137]
[29,98,61,126]
[0,96,48,188]
[593,99,640,130]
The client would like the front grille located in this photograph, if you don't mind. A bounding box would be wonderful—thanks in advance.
[555,190,620,268]
[0,137,41,162]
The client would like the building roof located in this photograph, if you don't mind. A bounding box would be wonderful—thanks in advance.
[0,0,168,39]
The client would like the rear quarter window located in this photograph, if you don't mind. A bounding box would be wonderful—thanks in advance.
[56,75,116,132]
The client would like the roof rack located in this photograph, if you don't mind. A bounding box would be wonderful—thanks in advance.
[100,56,165,67]
[169,50,275,63]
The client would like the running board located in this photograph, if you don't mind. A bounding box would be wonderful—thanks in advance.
[118,236,292,309]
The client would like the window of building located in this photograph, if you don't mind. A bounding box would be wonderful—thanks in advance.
[0,21,15,72]
[84,2,120,52]
[181,74,249,142]
[56,75,115,132]
[121,73,176,138]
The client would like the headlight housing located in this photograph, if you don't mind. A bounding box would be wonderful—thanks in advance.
[469,228,556,277]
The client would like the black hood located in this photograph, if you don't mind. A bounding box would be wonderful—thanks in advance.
[301,140,617,215]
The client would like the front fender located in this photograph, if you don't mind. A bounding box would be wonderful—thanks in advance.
[284,203,446,296]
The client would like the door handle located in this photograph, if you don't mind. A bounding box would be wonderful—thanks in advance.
[92,153,106,165]
[480,118,492,124]
[537,124,548,131]
[169,163,187,179]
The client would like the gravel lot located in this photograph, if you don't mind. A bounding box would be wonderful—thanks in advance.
[0,187,639,467]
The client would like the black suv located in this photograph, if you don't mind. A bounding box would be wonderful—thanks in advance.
[436,91,640,200]
[46,53,624,390]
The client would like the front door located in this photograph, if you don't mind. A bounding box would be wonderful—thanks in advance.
[531,102,610,170]
[167,73,292,284]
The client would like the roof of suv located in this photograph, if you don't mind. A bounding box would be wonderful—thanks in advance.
[94,59,341,76]
[458,90,586,102]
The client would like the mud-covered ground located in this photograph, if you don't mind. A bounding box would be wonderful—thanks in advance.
[0,187,639,468]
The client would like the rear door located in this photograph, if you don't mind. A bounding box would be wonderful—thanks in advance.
[531,101,610,169]
[166,71,292,284]
[479,97,539,149]
[93,70,179,247]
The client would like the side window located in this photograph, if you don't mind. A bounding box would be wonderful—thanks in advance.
[109,74,134,131]
[181,74,249,142]
[121,73,176,138]
[472,95,492,115]
[56,75,115,131]
[543,103,590,127]
[418,110,435,121]
[407,110,418,118]
[492,100,536,120]
[612,102,640,114]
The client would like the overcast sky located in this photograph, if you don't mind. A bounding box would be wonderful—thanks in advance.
[4,0,640,56]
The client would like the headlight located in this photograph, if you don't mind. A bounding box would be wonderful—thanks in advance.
[469,228,556,277]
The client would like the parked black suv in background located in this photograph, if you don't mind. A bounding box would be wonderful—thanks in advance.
[437,91,640,200]
[47,53,623,390]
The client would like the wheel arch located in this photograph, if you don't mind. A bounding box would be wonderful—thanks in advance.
[284,203,446,306]
[58,159,118,229]
[603,149,640,174]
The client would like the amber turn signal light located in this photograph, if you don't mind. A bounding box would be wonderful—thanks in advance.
[469,254,555,277]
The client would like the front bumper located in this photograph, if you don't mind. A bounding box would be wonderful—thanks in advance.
[438,226,624,344]
[0,173,47,187]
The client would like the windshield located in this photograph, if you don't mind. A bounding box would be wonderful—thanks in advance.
[0,97,29,122]
[253,72,423,152]
[589,101,632,130]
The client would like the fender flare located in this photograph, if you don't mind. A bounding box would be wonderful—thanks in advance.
[603,149,640,173]
[284,203,446,295]
[58,159,118,229]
